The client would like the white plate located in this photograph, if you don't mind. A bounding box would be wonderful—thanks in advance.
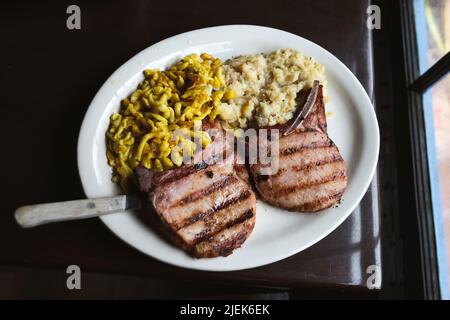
[77,25,379,271]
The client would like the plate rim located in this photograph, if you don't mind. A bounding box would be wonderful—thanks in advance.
[77,24,380,271]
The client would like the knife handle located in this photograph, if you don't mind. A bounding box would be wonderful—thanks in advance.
[15,195,130,228]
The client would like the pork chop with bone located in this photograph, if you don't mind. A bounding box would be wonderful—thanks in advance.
[250,81,347,212]
[135,121,256,258]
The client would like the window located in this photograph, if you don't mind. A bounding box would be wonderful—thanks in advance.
[411,0,450,299]
[415,0,450,72]
[422,74,450,298]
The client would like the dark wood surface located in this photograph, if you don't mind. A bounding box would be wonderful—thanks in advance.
[0,0,381,292]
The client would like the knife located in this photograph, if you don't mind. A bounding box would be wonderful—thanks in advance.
[14,195,142,228]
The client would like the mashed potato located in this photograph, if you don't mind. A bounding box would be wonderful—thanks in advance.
[219,48,326,128]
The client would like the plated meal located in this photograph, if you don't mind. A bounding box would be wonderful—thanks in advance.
[77,25,379,271]
[104,48,347,258]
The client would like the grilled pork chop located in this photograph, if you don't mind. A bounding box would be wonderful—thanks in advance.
[135,121,256,258]
[250,83,347,212]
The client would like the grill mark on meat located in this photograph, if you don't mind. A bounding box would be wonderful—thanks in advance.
[193,219,254,258]
[151,163,234,210]
[289,157,344,172]
[288,190,345,211]
[191,209,255,245]
[252,145,339,175]
[261,157,344,181]
[280,140,333,156]
[170,175,237,208]
[153,164,206,187]
[276,173,347,196]
[175,189,253,230]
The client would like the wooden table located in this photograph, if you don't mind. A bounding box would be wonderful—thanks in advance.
[0,0,381,295]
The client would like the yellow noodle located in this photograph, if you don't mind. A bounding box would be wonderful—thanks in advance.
[106,52,230,191]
